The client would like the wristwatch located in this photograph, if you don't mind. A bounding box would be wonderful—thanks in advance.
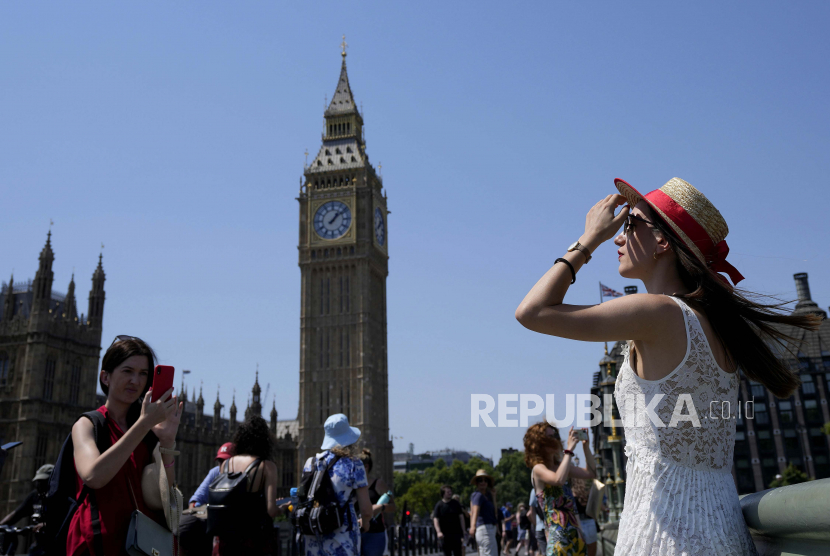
[567,241,592,263]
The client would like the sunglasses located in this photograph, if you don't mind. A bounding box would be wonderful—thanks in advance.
[110,335,142,347]
[475,478,489,484]
[623,212,656,235]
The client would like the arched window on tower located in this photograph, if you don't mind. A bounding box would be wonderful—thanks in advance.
[43,357,56,401]
[345,276,350,312]
[0,353,9,388]
[319,278,324,316]
[69,359,82,404]
[346,328,351,367]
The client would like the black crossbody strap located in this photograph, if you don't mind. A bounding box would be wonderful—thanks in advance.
[89,489,105,556]
[80,411,110,556]
[308,455,341,500]
[245,458,264,493]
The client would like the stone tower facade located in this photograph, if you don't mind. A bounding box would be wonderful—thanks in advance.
[296,47,393,483]
[0,233,105,515]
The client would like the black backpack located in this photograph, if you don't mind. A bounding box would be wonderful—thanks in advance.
[43,410,157,556]
[206,457,263,538]
[291,454,351,536]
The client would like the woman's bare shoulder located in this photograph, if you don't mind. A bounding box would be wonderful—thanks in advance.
[71,416,94,438]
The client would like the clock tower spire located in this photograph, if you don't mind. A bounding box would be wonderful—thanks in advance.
[297,41,392,484]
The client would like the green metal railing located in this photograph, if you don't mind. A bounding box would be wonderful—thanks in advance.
[740,477,830,556]
[596,478,830,556]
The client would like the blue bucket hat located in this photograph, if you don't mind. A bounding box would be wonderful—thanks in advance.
[321,413,361,450]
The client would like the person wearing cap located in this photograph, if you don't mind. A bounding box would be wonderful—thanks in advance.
[516,178,819,555]
[188,442,235,508]
[302,413,373,556]
[0,464,54,555]
[468,469,498,556]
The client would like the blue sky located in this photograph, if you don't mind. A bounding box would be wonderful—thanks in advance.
[2,2,829,463]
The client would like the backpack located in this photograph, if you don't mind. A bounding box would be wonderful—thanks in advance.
[291,454,351,536]
[206,457,263,538]
[43,410,158,556]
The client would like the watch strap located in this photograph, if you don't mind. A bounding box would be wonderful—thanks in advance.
[569,242,592,263]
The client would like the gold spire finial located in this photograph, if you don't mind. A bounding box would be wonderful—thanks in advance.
[341,35,348,59]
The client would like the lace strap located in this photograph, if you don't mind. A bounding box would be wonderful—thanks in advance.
[666,295,694,358]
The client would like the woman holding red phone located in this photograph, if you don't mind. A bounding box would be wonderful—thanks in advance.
[67,336,182,556]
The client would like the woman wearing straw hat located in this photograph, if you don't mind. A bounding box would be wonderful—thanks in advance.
[302,414,373,556]
[516,178,819,556]
[468,469,498,556]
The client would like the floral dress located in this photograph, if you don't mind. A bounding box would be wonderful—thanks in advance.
[538,481,585,556]
[303,451,369,556]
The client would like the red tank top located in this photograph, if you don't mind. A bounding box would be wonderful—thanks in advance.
[66,406,165,556]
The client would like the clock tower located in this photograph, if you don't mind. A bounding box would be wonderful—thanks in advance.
[296,42,392,483]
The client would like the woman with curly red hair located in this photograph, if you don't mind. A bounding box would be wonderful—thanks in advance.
[523,422,595,556]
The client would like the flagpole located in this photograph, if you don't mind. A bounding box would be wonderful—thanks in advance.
[599,282,607,354]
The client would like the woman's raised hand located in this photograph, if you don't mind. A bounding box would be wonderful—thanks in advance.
[566,427,580,452]
[140,388,176,427]
[151,392,183,445]
[139,388,182,444]
[582,194,629,248]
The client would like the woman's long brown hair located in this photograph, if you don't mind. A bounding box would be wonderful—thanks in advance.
[644,206,821,398]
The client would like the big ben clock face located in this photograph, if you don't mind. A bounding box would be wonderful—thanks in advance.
[374,207,385,246]
[314,201,352,240]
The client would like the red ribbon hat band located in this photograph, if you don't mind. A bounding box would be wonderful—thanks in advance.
[614,177,744,286]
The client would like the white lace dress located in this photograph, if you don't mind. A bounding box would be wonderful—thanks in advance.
[614,296,757,556]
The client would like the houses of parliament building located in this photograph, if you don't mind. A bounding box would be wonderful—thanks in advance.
[0,46,393,516]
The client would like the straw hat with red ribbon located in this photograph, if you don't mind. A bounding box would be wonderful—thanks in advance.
[614,177,744,286]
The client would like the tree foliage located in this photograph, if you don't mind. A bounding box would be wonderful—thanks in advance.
[392,451,533,519]
[768,462,812,488]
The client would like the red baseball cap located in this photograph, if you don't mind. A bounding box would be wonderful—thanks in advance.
[216,442,235,461]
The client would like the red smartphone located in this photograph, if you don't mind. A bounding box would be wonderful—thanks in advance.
[151,365,175,402]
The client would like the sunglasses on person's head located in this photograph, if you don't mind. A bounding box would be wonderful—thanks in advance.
[110,335,142,347]
[623,211,656,235]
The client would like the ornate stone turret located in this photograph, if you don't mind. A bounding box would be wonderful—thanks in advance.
[3,272,14,321]
[31,232,55,320]
[64,273,76,321]
[250,371,262,418]
[195,385,205,427]
[229,392,237,433]
[214,387,223,431]
[270,399,278,435]
[87,253,106,328]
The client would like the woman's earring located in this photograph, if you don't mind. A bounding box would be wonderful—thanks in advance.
[653,251,660,260]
